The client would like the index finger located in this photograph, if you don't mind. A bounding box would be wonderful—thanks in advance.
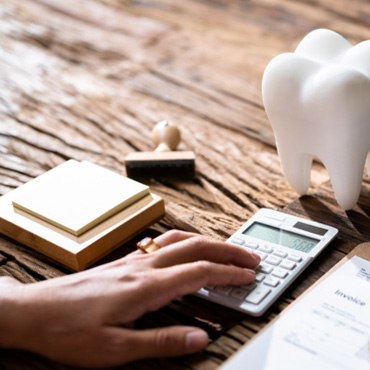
[150,236,260,269]
[131,261,256,319]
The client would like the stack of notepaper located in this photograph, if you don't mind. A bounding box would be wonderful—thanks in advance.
[0,160,165,270]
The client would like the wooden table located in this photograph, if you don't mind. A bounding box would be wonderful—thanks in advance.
[1,1,370,368]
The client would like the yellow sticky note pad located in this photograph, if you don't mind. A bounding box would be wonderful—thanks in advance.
[12,160,149,236]
[0,160,165,270]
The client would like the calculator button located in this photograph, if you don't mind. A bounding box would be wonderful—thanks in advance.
[255,251,267,260]
[230,287,249,300]
[198,288,209,294]
[230,236,244,246]
[280,260,297,270]
[245,286,271,305]
[272,268,288,279]
[263,276,280,287]
[245,241,258,249]
[246,247,259,254]
[255,272,266,282]
[273,249,288,258]
[241,283,257,292]
[259,244,273,253]
[287,254,303,262]
[265,255,282,266]
[203,286,214,291]
[258,263,273,274]
[214,286,232,295]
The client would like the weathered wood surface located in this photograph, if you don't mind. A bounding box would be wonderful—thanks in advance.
[1,0,370,369]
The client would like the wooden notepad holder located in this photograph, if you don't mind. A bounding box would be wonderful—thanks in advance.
[0,160,165,271]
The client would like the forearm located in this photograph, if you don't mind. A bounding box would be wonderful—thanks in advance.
[0,277,29,349]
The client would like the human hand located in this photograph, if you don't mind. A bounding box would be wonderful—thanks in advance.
[0,230,260,368]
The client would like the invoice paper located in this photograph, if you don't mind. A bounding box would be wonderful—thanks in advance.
[221,256,370,370]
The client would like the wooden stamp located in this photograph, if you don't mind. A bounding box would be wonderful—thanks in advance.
[125,120,195,179]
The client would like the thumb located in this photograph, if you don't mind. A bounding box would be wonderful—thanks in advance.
[127,326,209,360]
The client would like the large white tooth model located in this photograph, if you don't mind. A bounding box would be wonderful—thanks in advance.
[262,29,370,210]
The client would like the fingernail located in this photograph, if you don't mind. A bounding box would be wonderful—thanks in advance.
[246,269,256,279]
[250,251,261,262]
[185,330,209,352]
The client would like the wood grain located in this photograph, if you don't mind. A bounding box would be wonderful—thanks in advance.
[1,0,370,369]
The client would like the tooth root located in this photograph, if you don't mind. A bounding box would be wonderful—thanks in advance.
[277,146,313,195]
[321,151,367,210]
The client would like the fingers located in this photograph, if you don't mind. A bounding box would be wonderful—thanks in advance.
[151,236,260,269]
[116,326,209,363]
[157,261,256,297]
[130,262,256,317]
[153,229,199,247]
[39,326,208,367]
[125,229,198,257]
[131,231,260,272]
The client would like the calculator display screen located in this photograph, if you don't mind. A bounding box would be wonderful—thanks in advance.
[242,222,319,253]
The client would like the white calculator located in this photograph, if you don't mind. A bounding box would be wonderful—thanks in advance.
[196,208,338,316]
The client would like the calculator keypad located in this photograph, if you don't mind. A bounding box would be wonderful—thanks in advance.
[202,237,307,313]
[196,209,337,316]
